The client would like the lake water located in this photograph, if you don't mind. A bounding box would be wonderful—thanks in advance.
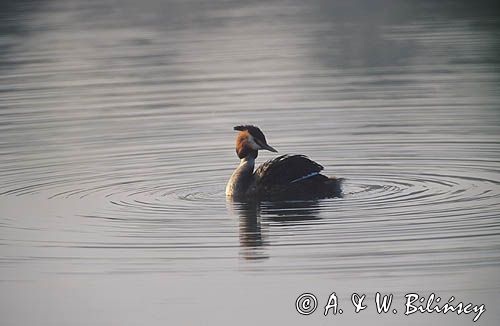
[1,0,500,325]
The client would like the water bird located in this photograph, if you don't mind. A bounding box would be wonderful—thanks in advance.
[226,125,342,201]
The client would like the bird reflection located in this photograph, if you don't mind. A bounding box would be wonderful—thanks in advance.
[234,201,267,260]
[227,199,322,260]
[260,200,322,224]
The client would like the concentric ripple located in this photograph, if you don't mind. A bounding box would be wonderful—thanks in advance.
[2,121,500,278]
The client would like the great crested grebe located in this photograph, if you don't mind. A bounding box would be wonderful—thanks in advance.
[226,125,342,201]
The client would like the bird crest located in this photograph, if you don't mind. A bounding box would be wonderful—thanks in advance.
[233,125,268,147]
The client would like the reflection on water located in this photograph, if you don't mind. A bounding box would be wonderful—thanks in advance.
[232,201,267,260]
[1,0,500,325]
[231,200,322,260]
[260,201,321,223]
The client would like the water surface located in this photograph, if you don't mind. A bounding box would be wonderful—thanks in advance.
[1,0,500,325]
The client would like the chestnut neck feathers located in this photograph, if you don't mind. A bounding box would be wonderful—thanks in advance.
[236,130,259,159]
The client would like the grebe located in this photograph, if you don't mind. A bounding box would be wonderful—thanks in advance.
[226,125,342,201]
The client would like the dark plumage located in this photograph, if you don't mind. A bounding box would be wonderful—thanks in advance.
[255,154,323,184]
[226,125,342,201]
[255,155,342,200]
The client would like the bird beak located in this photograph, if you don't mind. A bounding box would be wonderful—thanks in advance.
[262,143,278,153]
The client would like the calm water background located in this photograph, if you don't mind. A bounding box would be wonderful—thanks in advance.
[1,0,500,325]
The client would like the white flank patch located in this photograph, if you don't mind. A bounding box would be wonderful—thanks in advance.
[290,172,319,183]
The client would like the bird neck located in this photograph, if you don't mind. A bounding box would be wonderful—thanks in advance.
[226,156,256,198]
[237,156,255,174]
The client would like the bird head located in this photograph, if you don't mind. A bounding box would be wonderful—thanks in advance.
[233,125,278,159]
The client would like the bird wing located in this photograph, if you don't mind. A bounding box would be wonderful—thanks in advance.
[254,154,324,188]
